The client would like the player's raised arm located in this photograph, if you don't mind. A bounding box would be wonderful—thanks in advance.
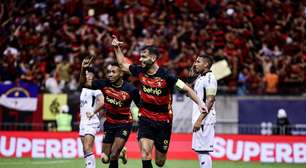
[111,35,131,73]
[79,55,95,87]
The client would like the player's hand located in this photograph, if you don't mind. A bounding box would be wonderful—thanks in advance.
[86,111,95,119]
[198,103,208,114]
[111,35,124,46]
[193,119,202,132]
[82,55,96,68]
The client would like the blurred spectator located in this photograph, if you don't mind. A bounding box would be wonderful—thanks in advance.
[44,72,65,94]
[263,66,279,94]
[246,64,262,94]
[56,104,72,132]
[0,0,304,95]
[47,122,57,132]
[237,67,248,96]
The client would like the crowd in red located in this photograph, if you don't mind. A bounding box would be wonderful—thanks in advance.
[0,0,305,95]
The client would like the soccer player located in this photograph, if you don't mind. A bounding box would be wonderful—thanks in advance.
[80,57,140,168]
[191,55,217,168]
[79,66,104,168]
[111,35,207,168]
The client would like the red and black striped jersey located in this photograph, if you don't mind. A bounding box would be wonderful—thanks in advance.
[129,64,178,122]
[92,79,140,124]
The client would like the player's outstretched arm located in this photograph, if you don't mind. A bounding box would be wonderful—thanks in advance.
[111,35,131,73]
[79,55,95,87]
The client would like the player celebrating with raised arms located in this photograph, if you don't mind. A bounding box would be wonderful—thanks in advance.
[191,55,217,168]
[80,56,140,168]
[111,35,207,168]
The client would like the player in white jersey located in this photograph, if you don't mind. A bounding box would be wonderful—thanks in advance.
[191,55,217,168]
[79,66,104,168]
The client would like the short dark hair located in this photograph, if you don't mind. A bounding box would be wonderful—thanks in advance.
[199,55,213,68]
[141,45,160,58]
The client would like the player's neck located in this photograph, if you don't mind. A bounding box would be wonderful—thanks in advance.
[201,69,211,76]
[112,79,123,88]
[146,64,159,75]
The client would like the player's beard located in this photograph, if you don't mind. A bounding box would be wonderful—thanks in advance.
[143,59,155,72]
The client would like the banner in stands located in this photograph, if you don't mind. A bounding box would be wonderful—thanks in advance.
[0,82,38,111]
[0,132,305,163]
[43,94,67,120]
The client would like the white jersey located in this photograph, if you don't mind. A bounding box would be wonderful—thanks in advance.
[192,71,217,125]
[80,88,103,124]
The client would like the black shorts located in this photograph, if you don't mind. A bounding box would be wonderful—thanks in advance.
[137,117,172,153]
[103,122,132,144]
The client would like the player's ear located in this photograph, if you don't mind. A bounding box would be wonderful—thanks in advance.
[152,55,157,62]
[119,70,124,77]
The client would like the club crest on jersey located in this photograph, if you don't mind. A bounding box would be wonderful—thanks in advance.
[120,92,129,100]
[80,100,87,107]
[155,77,165,87]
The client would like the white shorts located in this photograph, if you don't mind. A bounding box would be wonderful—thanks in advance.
[192,123,215,152]
[79,121,100,137]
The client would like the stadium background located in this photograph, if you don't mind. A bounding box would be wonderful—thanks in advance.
[0,0,305,167]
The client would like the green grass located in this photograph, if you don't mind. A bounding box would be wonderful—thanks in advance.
[0,158,305,168]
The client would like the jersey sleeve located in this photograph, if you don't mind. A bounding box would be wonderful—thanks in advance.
[129,64,143,77]
[130,86,140,107]
[92,79,106,90]
[94,89,103,97]
[205,74,217,96]
[166,70,178,89]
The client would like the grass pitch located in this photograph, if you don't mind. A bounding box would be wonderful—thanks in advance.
[0,158,305,168]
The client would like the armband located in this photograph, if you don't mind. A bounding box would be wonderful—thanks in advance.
[206,88,217,96]
[175,79,186,90]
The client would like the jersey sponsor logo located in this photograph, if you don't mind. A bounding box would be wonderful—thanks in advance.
[105,96,123,107]
[142,85,162,96]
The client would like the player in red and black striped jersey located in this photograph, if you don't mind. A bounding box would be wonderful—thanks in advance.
[80,59,140,168]
[112,35,207,168]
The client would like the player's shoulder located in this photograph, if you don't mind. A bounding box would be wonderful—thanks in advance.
[81,87,97,94]
[131,64,142,69]
[207,71,216,79]
[123,81,137,91]
[130,64,144,72]
[202,71,216,79]
[197,71,216,84]
[205,71,217,86]
[158,67,176,78]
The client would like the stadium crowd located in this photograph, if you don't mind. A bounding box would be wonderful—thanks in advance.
[0,0,305,95]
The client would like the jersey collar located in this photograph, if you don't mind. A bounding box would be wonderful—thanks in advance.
[201,70,212,76]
